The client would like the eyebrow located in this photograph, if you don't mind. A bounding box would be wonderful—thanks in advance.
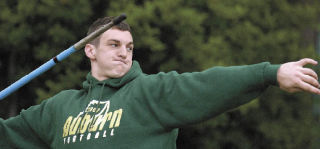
[107,39,134,46]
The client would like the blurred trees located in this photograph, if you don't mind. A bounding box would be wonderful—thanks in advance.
[0,0,320,148]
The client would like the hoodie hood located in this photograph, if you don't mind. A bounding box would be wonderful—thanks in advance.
[82,61,143,92]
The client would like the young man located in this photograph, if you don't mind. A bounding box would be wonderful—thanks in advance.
[0,16,319,149]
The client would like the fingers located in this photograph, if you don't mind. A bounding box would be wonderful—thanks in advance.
[301,67,318,80]
[299,80,320,94]
[301,73,320,88]
[297,58,318,66]
[296,58,320,94]
[277,58,320,94]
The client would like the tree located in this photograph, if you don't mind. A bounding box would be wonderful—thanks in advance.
[0,0,92,117]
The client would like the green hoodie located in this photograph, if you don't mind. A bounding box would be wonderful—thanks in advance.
[0,61,279,149]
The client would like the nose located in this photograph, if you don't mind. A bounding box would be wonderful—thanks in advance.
[118,45,127,58]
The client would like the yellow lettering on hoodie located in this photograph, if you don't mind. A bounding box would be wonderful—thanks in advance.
[96,112,112,130]
[88,116,102,132]
[79,114,91,133]
[69,117,82,135]
[63,116,73,137]
[109,109,123,128]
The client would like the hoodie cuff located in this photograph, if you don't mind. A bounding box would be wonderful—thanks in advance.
[263,64,281,86]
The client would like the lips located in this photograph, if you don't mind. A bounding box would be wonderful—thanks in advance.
[114,59,127,64]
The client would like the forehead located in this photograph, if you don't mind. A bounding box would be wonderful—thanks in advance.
[100,28,133,43]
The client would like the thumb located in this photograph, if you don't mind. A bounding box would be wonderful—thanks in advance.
[297,58,318,67]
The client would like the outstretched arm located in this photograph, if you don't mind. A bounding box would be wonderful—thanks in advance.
[277,58,320,94]
[0,98,53,148]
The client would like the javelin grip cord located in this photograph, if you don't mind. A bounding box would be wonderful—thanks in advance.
[0,14,127,100]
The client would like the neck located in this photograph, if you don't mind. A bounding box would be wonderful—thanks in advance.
[91,71,109,81]
[91,64,110,81]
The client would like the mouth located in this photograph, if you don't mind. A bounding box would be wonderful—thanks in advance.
[114,59,127,64]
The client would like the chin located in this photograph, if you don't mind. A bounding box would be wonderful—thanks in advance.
[111,70,129,78]
[111,74,125,78]
[107,65,131,78]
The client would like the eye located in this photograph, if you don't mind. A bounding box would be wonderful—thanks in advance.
[110,44,118,47]
[126,47,133,51]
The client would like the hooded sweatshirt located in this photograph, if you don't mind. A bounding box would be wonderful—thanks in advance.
[0,61,279,149]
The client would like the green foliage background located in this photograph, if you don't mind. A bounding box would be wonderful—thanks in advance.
[0,0,320,148]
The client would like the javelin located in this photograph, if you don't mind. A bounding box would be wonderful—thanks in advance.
[0,14,127,100]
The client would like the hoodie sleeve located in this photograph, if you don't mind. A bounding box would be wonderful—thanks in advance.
[0,98,55,148]
[136,62,280,128]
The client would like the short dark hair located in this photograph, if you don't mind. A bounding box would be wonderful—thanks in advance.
[87,16,131,46]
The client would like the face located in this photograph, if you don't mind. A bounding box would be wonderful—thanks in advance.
[85,28,134,81]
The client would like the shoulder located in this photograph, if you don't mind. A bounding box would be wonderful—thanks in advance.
[136,71,180,80]
[55,89,84,98]
[40,89,85,107]
[126,71,182,89]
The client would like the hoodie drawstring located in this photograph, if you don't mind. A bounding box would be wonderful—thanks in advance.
[87,80,93,99]
[98,83,106,101]
[88,82,106,130]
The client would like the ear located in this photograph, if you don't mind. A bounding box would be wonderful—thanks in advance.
[85,44,97,60]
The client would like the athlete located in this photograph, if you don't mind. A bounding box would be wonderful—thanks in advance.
[0,16,319,149]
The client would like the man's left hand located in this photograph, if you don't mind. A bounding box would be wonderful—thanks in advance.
[277,58,320,94]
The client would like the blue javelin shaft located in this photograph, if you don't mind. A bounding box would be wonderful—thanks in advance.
[0,14,127,100]
[0,46,76,100]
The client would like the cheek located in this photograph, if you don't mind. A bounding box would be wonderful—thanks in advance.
[127,52,133,59]
[96,49,112,59]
